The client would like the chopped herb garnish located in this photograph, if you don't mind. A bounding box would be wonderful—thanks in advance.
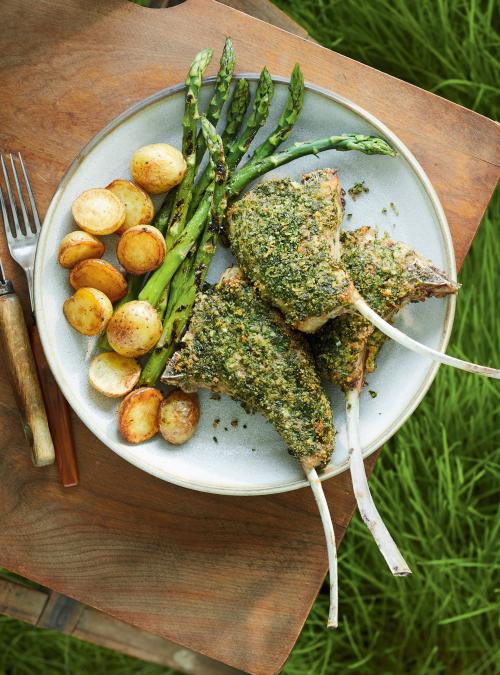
[224,427,228,431]
[347,213,353,220]
[369,390,378,398]
[243,424,247,429]
[231,419,239,428]
[390,202,399,215]
[213,436,218,443]
[348,181,369,201]
[382,207,388,215]
[212,418,220,428]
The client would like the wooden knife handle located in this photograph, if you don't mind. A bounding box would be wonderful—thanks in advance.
[0,292,55,466]
[30,324,79,487]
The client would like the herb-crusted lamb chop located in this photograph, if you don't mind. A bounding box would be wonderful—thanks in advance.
[313,226,461,385]
[163,267,335,469]
[162,266,339,627]
[310,227,460,575]
[227,171,499,378]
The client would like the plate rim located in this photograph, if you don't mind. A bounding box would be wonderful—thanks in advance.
[35,74,457,496]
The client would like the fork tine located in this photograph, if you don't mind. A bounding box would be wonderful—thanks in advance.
[0,178,16,251]
[18,153,41,232]
[9,154,32,235]
[0,154,22,238]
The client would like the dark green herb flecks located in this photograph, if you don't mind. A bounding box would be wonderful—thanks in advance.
[311,226,459,389]
[162,269,335,468]
[369,390,378,398]
[348,181,369,200]
[227,170,352,326]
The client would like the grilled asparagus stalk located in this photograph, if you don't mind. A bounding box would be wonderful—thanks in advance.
[140,117,228,386]
[139,137,395,308]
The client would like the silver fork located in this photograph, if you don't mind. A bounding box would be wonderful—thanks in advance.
[0,153,41,310]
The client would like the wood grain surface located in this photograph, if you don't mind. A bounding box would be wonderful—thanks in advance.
[0,291,55,466]
[0,0,499,673]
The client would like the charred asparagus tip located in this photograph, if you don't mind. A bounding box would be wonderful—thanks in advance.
[345,388,412,576]
[353,295,500,378]
[303,465,338,629]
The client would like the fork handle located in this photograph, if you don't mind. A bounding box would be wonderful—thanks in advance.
[0,291,55,466]
[30,324,79,486]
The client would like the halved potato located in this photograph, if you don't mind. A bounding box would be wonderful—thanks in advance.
[106,300,162,357]
[130,143,186,194]
[63,287,113,336]
[58,230,105,269]
[116,225,166,275]
[69,259,127,302]
[72,188,126,235]
[106,179,154,234]
[88,352,141,398]
[118,387,163,443]
[159,390,200,445]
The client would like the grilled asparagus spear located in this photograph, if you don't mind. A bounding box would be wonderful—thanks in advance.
[140,117,228,387]
[139,136,395,308]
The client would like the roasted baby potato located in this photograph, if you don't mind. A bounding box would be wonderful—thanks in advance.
[69,259,128,303]
[116,225,166,275]
[106,179,154,234]
[72,188,126,235]
[118,387,163,443]
[159,390,200,445]
[63,287,113,336]
[130,143,186,194]
[58,230,105,269]
[106,300,162,357]
[88,352,141,398]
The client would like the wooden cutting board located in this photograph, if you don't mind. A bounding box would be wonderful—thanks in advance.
[0,1,498,673]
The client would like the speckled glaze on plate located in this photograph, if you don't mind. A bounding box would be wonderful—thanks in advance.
[35,76,456,496]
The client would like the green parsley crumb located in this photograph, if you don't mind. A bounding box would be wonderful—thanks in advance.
[369,390,378,399]
[348,181,369,201]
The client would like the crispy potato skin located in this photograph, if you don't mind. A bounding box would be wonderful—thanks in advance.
[88,352,141,398]
[58,230,105,268]
[116,225,166,275]
[118,387,163,443]
[159,390,200,445]
[69,259,128,302]
[130,143,186,194]
[106,300,162,358]
[63,287,113,336]
[72,188,126,235]
[106,179,154,234]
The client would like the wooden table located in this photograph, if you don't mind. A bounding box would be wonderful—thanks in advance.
[0,1,498,673]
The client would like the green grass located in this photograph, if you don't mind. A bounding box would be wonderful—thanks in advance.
[1,0,499,672]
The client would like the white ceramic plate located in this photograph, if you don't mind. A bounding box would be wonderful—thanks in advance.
[35,76,456,495]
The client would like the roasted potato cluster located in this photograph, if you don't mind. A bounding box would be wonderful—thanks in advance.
[60,141,200,448]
